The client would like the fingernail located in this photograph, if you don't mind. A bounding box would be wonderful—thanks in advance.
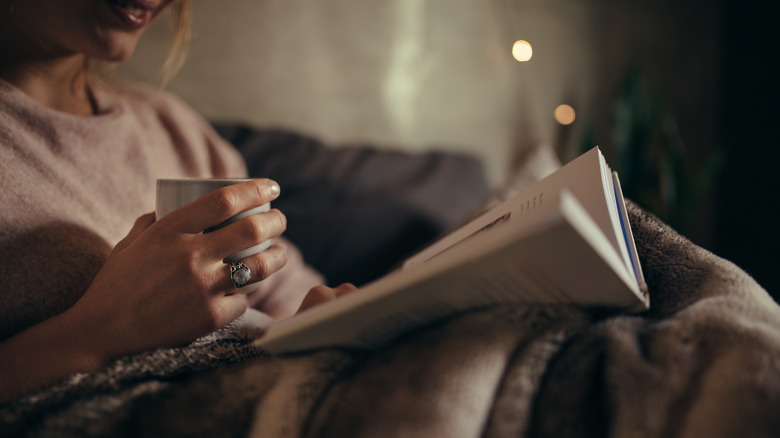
[269,181,280,196]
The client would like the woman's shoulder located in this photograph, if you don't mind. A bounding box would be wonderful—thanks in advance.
[94,79,248,176]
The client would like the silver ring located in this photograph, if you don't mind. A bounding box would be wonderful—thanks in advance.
[229,261,251,289]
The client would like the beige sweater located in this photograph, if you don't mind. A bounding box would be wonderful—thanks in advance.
[0,78,321,340]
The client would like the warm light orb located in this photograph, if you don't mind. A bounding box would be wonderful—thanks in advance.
[554,104,576,125]
[512,40,533,62]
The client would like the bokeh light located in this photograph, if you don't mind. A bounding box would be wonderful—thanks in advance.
[512,40,533,62]
[554,104,576,125]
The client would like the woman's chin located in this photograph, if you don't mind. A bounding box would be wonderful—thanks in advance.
[88,38,141,64]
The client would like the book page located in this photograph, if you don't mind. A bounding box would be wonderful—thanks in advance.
[402,147,628,272]
[597,155,635,280]
[612,172,648,295]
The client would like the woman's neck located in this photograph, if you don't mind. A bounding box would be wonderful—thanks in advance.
[0,4,95,116]
[0,56,95,116]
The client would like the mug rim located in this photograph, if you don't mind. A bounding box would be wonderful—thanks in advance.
[157,178,254,183]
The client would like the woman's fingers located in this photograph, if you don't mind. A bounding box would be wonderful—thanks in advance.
[204,209,288,291]
[216,241,289,292]
[212,293,250,328]
[203,208,287,262]
[162,179,281,234]
[297,283,358,313]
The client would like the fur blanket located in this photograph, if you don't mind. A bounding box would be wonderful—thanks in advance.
[2,202,779,438]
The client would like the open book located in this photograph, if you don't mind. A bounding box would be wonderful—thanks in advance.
[255,146,649,354]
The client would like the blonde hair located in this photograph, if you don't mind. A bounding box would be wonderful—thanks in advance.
[160,0,192,86]
[88,0,192,86]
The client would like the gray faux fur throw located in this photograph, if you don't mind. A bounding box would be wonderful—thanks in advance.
[2,202,779,438]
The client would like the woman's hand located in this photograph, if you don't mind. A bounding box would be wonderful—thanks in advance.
[297,283,358,313]
[70,179,288,361]
[0,179,289,402]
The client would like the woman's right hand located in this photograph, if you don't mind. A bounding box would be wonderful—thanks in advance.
[0,179,289,403]
[67,178,288,363]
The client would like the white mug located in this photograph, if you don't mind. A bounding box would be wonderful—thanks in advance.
[156,178,272,263]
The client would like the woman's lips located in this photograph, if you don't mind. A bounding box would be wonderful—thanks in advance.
[105,0,160,29]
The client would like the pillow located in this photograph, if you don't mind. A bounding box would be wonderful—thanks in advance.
[215,123,490,286]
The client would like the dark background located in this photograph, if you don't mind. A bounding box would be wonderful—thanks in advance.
[563,0,780,302]
[715,0,780,301]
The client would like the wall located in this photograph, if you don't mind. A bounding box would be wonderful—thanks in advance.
[120,0,723,245]
[121,0,522,185]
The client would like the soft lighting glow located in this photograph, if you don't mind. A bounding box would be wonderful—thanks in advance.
[554,104,576,125]
[512,40,533,62]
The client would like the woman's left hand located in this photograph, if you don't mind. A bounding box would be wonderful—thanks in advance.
[296,283,358,313]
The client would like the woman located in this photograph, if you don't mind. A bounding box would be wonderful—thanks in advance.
[0,0,353,403]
